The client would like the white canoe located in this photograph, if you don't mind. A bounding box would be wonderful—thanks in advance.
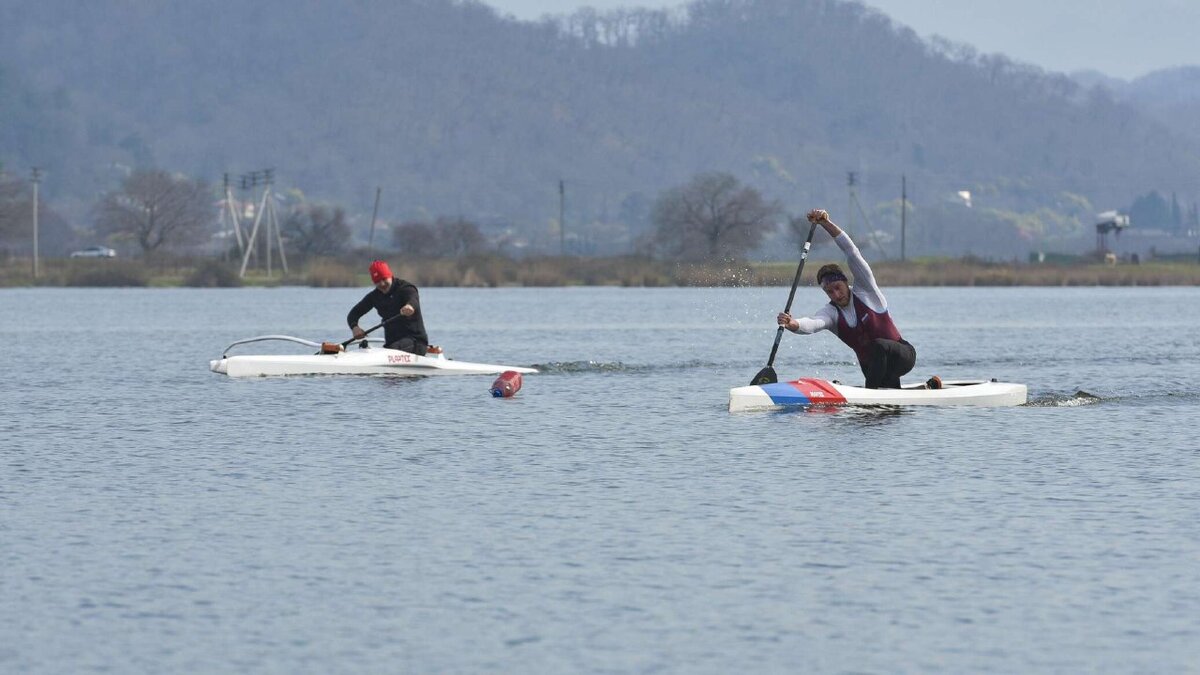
[210,335,537,378]
[729,377,1027,412]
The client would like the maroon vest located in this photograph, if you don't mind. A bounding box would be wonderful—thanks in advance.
[834,292,904,368]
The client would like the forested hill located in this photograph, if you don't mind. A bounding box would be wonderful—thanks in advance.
[1075,66,1200,146]
[2,0,1198,255]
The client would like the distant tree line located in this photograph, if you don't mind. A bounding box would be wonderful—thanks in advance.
[5,162,1197,265]
[0,165,795,263]
[1128,190,1200,233]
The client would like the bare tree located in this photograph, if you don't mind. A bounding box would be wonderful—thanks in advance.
[0,174,78,255]
[393,221,438,257]
[434,216,488,257]
[785,213,823,254]
[0,173,23,244]
[393,217,488,258]
[652,172,781,261]
[281,203,351,256]
[93,169,214,255]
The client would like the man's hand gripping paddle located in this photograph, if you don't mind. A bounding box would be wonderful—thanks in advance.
[319,313,405,354]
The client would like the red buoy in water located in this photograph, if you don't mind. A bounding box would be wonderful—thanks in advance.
[490,370,523,398]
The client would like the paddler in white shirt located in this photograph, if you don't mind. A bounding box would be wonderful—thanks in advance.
[777,209,936,390]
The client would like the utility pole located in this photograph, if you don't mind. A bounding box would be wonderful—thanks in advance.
[900,175,907,262]
[846,172,856,232]
[368,186,382,252]
[221,172,247,261]
[31,167,41,281]
[559,179,565,256]
[264,169,286,277]
[264,169,273,277]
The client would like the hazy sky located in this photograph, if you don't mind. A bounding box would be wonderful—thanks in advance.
[483,0,1200,79]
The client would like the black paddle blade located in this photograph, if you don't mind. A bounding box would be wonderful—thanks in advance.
[751,366,778,386]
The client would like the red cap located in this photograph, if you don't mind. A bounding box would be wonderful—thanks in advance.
[368,260,391,283]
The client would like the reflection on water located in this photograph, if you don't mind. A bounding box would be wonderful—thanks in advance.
[830,405,912,425]
[769,403,911,427]
[374,375,429,390]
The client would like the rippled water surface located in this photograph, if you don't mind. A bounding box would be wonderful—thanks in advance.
[3,286,1199,673]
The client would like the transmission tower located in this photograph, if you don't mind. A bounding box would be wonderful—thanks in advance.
[238,168,288,278]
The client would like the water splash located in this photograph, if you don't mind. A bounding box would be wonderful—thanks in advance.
[1025,391,1103,407]
[530,359,726,374]
[530,360,646,374]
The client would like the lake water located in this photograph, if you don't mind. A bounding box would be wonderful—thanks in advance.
[2,286,1198,673]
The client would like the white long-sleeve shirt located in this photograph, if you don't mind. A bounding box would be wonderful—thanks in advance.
[792,232,887,334]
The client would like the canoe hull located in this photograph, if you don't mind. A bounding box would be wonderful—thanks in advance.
[729,377,1027,412]
[210,347,537,378]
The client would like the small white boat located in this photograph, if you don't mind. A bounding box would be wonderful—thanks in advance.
[210,335,538,378]
[729,377,1027,412]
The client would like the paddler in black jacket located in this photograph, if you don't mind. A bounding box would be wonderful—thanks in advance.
[347,260,429,355]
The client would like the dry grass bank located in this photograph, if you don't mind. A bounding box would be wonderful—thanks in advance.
[2,255,1198,288]
[751,259,1200,287]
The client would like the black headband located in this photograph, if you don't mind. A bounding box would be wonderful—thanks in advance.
[818,271,848,286]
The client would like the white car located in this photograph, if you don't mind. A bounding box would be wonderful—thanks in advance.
[70,246,117,258]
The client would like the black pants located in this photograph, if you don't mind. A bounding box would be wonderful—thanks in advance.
[861,338,915,389]
[386,336,428,356]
